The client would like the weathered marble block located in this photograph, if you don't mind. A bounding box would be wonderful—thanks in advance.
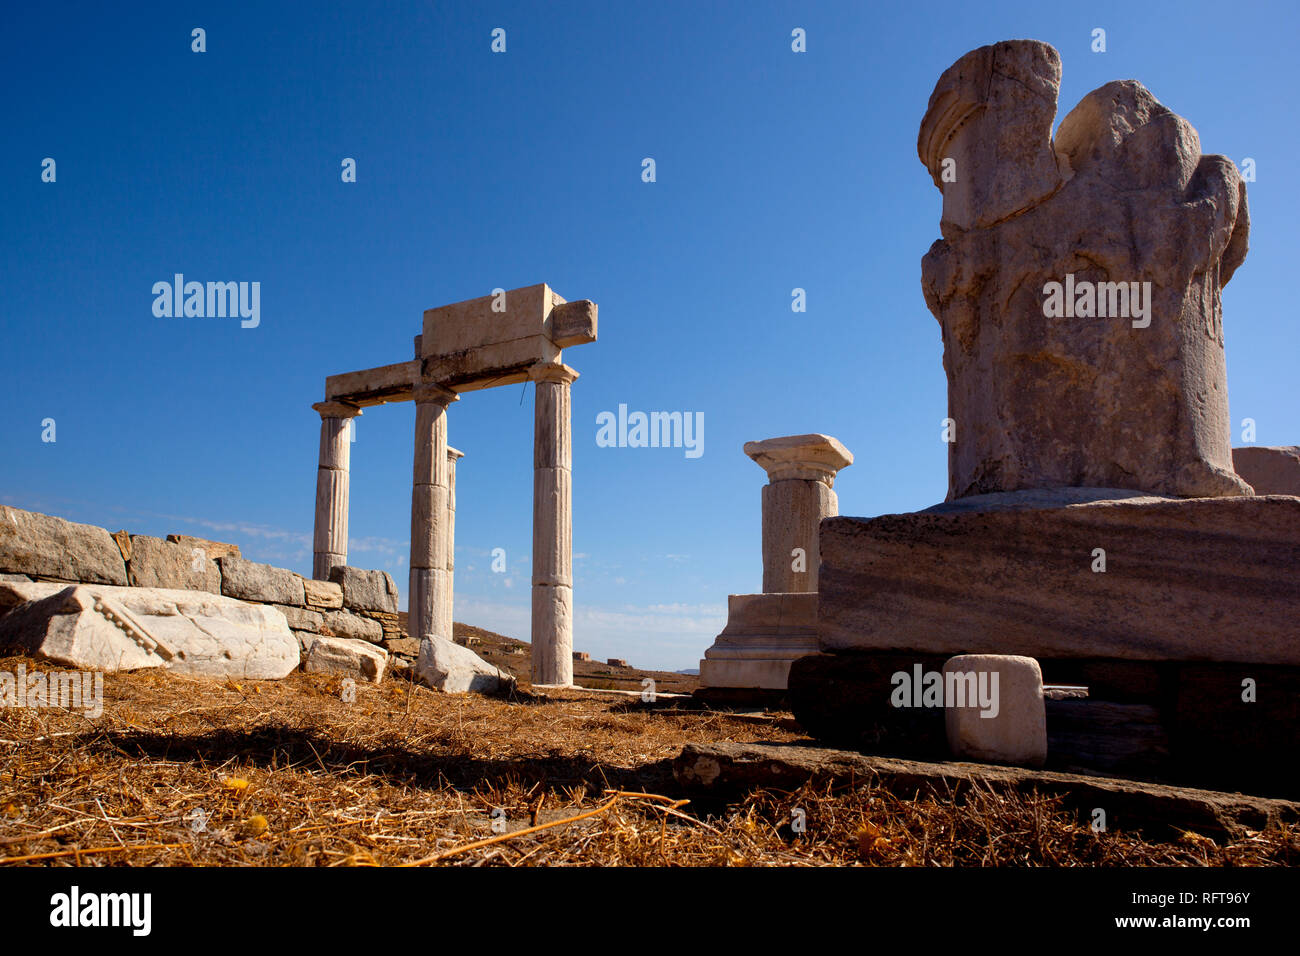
[0,582,299,679]
[328,565,399,614]
[818,490,1300,666]
[416,636,512,695]
[219,555,305,606]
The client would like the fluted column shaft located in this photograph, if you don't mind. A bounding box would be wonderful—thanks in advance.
[445,447,464,637]
[312,401,362,580]
[409,383,458,644]
[530,363,578,686]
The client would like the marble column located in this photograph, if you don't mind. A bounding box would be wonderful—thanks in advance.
[746,434,854,593]
[409,383,458,644]
[444,446,464,638]
[530,363,579,686]
[698,434,853,693]
[312,401,362,581]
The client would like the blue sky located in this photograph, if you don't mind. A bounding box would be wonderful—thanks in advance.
[3,1,1296,670]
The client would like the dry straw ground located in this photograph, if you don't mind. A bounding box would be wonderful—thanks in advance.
[1,655,1295,866]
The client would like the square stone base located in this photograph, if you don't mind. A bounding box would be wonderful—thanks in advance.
[698,592,819,690]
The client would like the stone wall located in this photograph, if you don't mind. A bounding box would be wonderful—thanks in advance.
[0,504,408,666]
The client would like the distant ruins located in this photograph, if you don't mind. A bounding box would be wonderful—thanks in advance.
[312,283,597,688]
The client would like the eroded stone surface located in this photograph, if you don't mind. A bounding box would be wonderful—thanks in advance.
[328,566,399,614]
[165,535,241,562]
[0,506,128,586]
[319,609,383,644]
[128,535,221,593]
[302,578,344,609]
[918,40,1064,235]
[304,635,387,683]
[0,582,298,678]
[219,556,305,607]
[920,42,1250,500]
[415,636,513,695]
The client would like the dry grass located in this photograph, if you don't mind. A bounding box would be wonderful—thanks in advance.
[1,656,1295,866]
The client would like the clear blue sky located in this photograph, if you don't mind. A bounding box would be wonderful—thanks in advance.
[3,1,1296,670]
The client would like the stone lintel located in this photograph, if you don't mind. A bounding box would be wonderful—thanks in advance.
[324,360,420,408]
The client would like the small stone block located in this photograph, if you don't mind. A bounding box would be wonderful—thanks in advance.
[943,654,1046,767]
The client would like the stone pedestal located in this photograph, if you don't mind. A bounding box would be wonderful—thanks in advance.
[530,363,578,687]
[409,383,457,645]
[699,593,819,689]
[698,434,853,693]
[312,401,362,581]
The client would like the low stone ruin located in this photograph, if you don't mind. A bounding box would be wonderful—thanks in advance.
[311,282,596,691]
[0,503,511,693]
[788,40,1299,797]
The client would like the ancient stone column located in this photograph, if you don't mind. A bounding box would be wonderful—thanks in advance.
[530,363,578,686]
[312,401,362,581]
[409,383,458,644]
[444,446,464,637]
[744,434,854,593]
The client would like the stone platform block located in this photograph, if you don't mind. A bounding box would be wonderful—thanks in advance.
[819,489,1300,666]
[943,654,1046,767]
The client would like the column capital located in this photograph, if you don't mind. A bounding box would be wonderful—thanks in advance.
[313,400,362,420]
[529,362,579,386]
[413,382,459,406]
[447,446,465,462]
[744,433,854,486]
